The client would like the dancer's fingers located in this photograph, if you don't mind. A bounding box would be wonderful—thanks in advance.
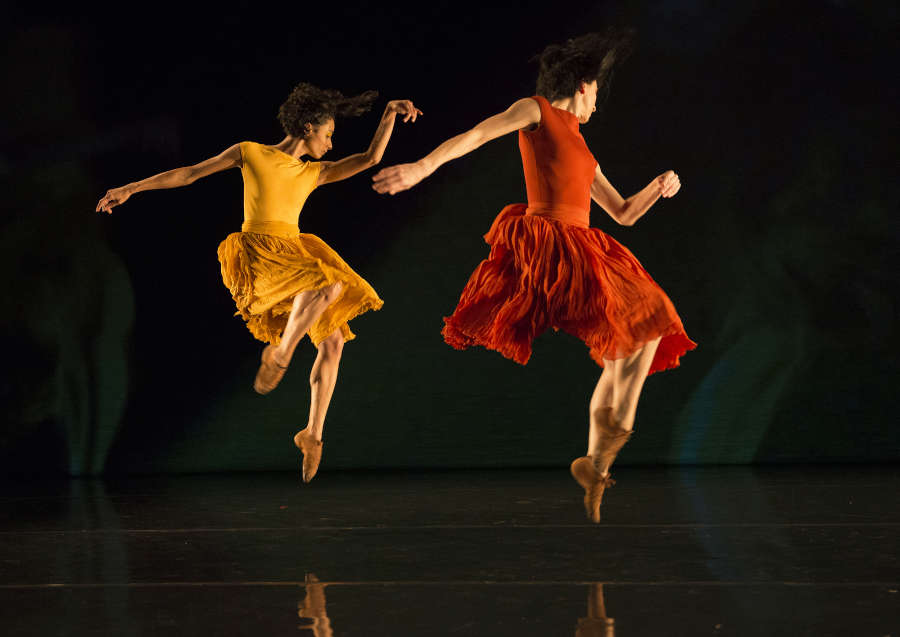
[373,163,421,194]
[372,169,389,186]
[405,101,419,122]
[96,192,111,212]
[668,174,681,194]
[398,100,411,120]
[657,171,679,197]
[385,178,403,195]
[662,177,680,198]
[372,176,390,194]
[377,177,401,195]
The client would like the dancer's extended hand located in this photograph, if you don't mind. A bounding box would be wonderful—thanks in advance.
[372,161,428,195]
[657,170,681,198]
[387,99,423,123]
[96,185,133,213]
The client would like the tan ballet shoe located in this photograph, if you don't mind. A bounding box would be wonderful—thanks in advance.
[294,429,324,483]
[254,345,289,395]
[573,408,634,522]
[576,583,615,636]
[594,409,633,476]
[570,456,616,523]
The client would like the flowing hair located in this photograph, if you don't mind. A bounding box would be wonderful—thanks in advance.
[534,29,635,111]
[278,83,379,136]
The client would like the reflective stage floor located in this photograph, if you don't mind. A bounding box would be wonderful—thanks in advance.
[1,466,897,636]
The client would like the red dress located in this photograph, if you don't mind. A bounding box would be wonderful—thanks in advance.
[442,96,696,374]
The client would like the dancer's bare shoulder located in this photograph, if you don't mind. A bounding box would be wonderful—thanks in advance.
[475,97,541,137]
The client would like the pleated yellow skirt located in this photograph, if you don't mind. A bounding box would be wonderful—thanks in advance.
[217,221,383,346]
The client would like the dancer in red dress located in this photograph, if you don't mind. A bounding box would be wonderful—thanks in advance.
[373,31,696,521]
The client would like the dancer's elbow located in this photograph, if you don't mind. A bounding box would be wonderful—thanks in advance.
[179,166,198,186]
[614,203,637,226]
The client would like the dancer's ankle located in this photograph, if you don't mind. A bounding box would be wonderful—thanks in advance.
[299,426,322,441]
[587,454,611,477]
[611,408,636,432]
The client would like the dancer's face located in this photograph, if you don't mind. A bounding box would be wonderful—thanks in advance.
[575,80,599,124]
[305,118,334,158]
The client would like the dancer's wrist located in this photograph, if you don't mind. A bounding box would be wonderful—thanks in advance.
[416,158,434,176]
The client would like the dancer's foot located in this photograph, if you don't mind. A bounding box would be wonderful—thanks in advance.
[576,583,615,636]
[294,428,324,483]
[570,456,617,523]
[593,410,633,476]
[298,573,328,618]
[254,345,289,395]
[298,573,333,636]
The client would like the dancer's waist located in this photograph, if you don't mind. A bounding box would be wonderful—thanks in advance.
[524,202,589,228]
[241,220,300,238]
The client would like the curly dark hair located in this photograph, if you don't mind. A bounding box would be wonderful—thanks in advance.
[534,29,635,106]
[278,83,379,137]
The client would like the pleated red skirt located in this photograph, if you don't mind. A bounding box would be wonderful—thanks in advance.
[441,204,696,374]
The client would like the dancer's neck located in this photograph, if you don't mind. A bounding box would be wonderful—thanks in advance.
[273,136,309,160]
[550,97,577,116]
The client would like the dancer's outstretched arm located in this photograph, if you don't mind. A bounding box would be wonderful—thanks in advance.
[372,98,541,195]
[590,166,681,226]
[95,144,242,214]
[318,100,422,186]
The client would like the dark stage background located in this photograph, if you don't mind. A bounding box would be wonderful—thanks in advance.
[1,1,896,476]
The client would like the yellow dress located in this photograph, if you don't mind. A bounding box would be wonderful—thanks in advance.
[217,141,383,346]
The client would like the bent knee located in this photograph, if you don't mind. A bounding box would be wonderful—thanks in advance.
[318,330,344,356]
[292,289,317,310]
[320,281,344,305]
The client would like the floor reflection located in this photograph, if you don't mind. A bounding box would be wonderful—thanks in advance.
[294,577,617,636]
[576,583,615,637]
[297,573,333,636]
[3,469,895,635]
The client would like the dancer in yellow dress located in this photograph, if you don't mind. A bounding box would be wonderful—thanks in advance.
[96,83,421,481]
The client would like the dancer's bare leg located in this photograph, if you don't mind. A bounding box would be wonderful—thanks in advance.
[610,336,661,432]
[292,328,344,482]
[588,336,661,475]
[587,363,616,454]
[300,329,344,442]
[575,338,662,520]
[272,282,344,367]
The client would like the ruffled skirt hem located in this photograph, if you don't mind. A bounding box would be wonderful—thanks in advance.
[217,231,383,346]
[441,204,696,374]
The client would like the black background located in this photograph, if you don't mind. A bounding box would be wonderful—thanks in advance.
[1,0,896,475]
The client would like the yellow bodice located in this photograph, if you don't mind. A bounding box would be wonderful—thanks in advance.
[240,141,322,237]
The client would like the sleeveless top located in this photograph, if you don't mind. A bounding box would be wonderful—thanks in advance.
[239,141,323,238]
[519,95,598,228]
